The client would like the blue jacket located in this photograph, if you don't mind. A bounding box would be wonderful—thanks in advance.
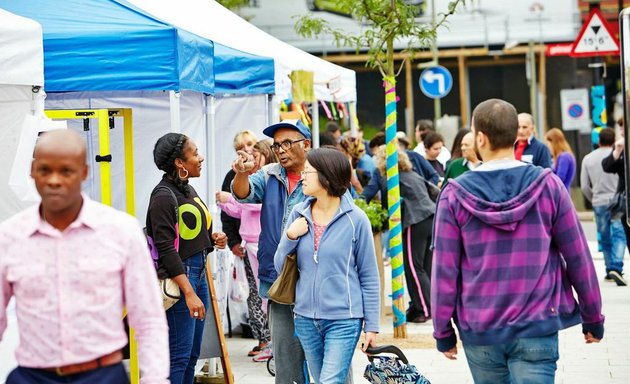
[407,150,440,184]
[233,163,306,284]
[361,150,439,204]
[274,194,381,333]
[516,136,552,168]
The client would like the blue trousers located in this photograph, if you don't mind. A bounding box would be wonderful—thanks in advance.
[6,363,128,384]
[463,333,559,384]
[593,205,625,274]
[167,252,209,384]
[294,315,362,384]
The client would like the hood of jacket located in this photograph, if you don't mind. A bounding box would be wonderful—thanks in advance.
[446,166,550,232]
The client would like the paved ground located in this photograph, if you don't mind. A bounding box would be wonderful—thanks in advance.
[225,220,630,383]
[0,221,627,383]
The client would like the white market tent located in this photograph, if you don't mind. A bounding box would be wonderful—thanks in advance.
[1,0,277,223]
[0,9,44,222]
[0,9,43,376]
[128,0,359,145]
[127,0,357,103]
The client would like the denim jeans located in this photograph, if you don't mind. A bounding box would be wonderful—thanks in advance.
[463,333,559,384]
[166,252,209,384]
[294,315,362,384]
[593,205,625,274]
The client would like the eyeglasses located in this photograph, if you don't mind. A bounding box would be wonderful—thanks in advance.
[300,170,317,177]
[271,139,305,152]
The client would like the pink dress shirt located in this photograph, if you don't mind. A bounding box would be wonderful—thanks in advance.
[0,195,169,383]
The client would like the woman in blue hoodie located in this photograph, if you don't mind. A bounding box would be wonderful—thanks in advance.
[274,147,380,384]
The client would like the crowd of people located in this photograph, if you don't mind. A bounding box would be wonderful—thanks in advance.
[0,97,616,383]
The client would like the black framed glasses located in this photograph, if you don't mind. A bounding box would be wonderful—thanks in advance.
[300,170,317,177]
[271,139,305,152]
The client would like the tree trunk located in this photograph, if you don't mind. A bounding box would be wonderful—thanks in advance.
[383,75,407,339]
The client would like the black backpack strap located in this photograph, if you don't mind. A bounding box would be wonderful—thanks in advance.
[150,185,179,226]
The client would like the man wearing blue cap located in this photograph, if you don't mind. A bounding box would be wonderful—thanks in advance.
[232,120,315,383]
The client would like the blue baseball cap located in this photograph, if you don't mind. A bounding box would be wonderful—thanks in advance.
[263,119,312,140]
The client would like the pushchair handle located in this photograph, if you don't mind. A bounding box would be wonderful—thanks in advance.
[365,345,409,365]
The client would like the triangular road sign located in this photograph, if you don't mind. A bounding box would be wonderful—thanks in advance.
[571,8,620,57]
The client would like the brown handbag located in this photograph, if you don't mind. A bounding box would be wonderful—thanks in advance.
[268,253,299,305]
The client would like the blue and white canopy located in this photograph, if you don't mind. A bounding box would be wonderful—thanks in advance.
[0,0,274,95]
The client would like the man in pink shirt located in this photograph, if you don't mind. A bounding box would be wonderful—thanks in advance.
[0,130,169,383]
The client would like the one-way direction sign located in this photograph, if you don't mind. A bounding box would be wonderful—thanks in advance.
[571,8,619,57]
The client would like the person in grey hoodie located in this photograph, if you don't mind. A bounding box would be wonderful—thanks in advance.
[580,127,626,284]
[275,148,380,384]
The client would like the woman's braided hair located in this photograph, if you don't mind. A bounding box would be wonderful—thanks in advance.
[153,133,191,196]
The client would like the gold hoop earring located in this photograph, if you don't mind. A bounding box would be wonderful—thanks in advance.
[178,168,189,180]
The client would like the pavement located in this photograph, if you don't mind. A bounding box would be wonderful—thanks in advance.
[0,220,627,383]
[225,220,630,384]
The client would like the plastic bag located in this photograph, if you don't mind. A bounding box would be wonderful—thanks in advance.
[229,257,249,303]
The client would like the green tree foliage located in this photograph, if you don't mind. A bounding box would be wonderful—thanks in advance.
[217,0,251,12]
[295,0,463,77]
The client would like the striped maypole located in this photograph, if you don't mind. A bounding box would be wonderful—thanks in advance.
[384,75,407,338]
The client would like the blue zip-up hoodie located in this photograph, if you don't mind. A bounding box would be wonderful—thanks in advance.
[274,194,381,333]
[232,163,306,285]
[514,136,552,168]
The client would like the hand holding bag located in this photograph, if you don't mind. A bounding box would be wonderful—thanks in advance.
[267,253,298,305]
[608,191,627,220]
[160,278,181,310]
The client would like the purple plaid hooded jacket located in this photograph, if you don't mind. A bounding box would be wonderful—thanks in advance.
[431,166,604,352]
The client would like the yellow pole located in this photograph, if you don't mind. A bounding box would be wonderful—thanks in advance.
[45,109,139,381]
[121,108,140,384]
[97,109,111,206]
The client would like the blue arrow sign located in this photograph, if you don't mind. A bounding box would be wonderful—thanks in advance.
[419,65,453,99]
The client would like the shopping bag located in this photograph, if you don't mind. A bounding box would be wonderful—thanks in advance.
[364,345,431,384]
[229,256,249,303]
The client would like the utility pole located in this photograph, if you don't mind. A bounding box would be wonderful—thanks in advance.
[431,0,441,123]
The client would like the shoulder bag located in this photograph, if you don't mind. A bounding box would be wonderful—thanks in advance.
[146,185,181,310]
[267,253,298,305]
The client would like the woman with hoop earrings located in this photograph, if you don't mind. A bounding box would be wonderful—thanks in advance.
[146,133,227,384]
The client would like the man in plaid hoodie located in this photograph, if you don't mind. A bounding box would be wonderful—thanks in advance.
[431,99,605,383]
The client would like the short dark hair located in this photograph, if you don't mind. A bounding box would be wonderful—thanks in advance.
[599,127,615,147]
[325,121,341,134]
[319,131,337,147]
[423,131,444,150]
[307,148,351,197]
[415,119,434,132]
[472,99,518,150]
[368,132,386,149]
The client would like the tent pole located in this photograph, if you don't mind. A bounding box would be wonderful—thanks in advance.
[205,95,218,377]
[265,95,271,126]
[349,101,358,136]
[169,91,181,133]
[206,95,217,215]
[267,94,275,125]
[312,101,320,148]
